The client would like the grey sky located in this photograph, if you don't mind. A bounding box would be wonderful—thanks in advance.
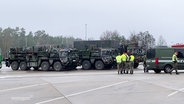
[0,0,184,45]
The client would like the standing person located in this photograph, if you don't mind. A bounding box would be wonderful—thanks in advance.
[143,54,148,73]
[171,52,179,75]
[121,52,127,74]
[129,53,135,74]
[125,52,130,74]
[116,53,122,74]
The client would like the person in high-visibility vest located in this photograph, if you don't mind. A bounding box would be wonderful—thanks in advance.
[171,52,179,75]
[129,53,135,74]
[116,53,122,74]
[121,52,127,74]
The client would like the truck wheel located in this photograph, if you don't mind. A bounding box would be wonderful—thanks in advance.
[164,65,173,73]
[154,69,161,73]
[19,61,27,70]
[95,60,104,70]
[82,60,91,70]
[53,61,62,71]
[11,61,19,70]
[41,61,50,71]
[134,62,139,68]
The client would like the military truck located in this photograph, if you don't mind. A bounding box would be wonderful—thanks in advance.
[5,46,80,71]
[74,40,118,69]
[78,48,115,70]
[0,48,2,69]
[74,40,145,69]
[146,47,184,73]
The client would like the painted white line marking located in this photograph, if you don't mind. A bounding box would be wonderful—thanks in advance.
[0,75,27,79]
[35,81,129,104]
[168,88,184,97]
[0,83,48,93]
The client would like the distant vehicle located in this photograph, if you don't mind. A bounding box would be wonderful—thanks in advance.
[5,47,80,71]
[0,48,2,69]
[146,47,184,73]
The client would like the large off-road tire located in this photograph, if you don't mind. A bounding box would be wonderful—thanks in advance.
[154,69,161,73]
[11,61,19,71]
[134,62,139,68]
[19,61,27,70]
[53,61,62,71]
[82,60,91,70]
[164,65,173,73]
[41,61,50,71]
[95,60,104,70]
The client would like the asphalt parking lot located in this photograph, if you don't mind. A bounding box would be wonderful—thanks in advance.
[1,64,184,104]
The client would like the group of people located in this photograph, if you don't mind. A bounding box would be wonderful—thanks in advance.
[116,51,179,75]
[116,52,135,74]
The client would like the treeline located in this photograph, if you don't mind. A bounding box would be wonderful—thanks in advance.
[0,27,82,58]
[0,27,156,58]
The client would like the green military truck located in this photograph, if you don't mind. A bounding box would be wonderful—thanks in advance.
[146,47,184,73]
[5,47,80,71]
[74,40,145,69]
[0,48,2,69]
[78,48,115,70]
[74,40,117,70]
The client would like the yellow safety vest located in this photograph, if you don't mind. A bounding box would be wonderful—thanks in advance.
[130,55,135,62]
[116,55,122,63]
[172,54,178,62]
[121,54,126,62]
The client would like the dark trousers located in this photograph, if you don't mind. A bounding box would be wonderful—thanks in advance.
[117,63,122,74]
[173,62,178,73]
[121,62,126,74]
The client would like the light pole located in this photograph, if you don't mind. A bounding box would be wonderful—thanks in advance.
[85,24,87,40]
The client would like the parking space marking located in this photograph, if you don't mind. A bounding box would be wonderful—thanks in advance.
[35,81,129,104]
[0,83,48,93]
[168,88,184,97]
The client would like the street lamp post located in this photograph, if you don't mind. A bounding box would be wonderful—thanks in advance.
[85,24,87,40]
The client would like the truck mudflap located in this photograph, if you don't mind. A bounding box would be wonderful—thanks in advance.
[5,58,10,67]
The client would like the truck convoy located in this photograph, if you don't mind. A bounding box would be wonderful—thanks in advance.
[5,40,145,71]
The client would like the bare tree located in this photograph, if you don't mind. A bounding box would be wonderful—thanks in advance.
[100,30,126,43]
[157,35,167,46]
[129,31,155,49]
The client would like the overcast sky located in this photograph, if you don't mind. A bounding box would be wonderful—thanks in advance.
[0,0,184,45]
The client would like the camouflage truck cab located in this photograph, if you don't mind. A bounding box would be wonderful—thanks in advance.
[59,49,80,70]
[146,48,184,73]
